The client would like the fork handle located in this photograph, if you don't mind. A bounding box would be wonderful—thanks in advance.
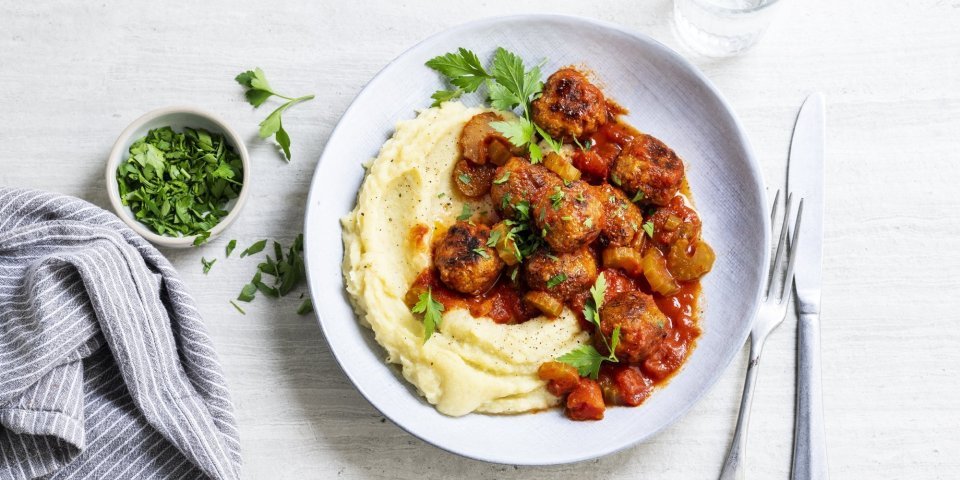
[719,339,762,480]
[792,312,829,479]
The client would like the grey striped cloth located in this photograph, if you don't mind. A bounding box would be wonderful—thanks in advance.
[0,188,241,479]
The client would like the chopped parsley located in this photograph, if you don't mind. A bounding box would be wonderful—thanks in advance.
[458,173,472,184]
[642,220,655,238]
[225,239,237,257]
[549,187,565,210]
[115,126,243,245]
[457,203,473,221]
[611,173,622,186]
[201,257,216,274]
[473,247,490,259]
[632,190,645,203]
[493,171,511,184]
[546,273,567,289]
[486,229,502,247]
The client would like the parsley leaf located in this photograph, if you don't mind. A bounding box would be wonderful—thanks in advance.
[493,171,511,184]
[490,47,543,113]
[225,239,237,257]
[487,229,502,247]
[425,48,491,93]
[632,190,645,203]
[557,273,622,378]
[411,289,445,343]
[236,68,314,161]
[240,239,267,258]
[549,187,565,210]
[643,220,655,238]
[535,124,563,154]
[201,257,216,274]
[297,298,313,315]
[430,89,463,107]
[237,283,257,302]
[457,203,473,221]
[557,345,607,379]
[490,118,534,148]
[458,173,472,184]
[473,247,490,259]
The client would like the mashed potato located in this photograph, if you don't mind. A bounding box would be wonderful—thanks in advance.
[341,102,589,416]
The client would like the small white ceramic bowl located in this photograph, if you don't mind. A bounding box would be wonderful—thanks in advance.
[105,106,250,248]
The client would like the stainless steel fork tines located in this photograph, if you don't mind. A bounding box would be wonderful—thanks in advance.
[719,191,804,480]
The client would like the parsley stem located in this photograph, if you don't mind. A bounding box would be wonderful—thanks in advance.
[277,94,315,103]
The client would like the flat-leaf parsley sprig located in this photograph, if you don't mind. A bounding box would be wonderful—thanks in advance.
[236,68,314,161]
[557,273,622,379]
[411,289,445,343]
[425,47,562,163]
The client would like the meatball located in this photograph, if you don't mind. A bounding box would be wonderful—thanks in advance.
[597,183,644,248]
[533,181,604,253]
[598,291,668,363]
[648,195,702,251]
[434,221,504,295]
[490,157,562,218]
[609,134,685,207]
[531,68,609,141]
[523,248,598,301]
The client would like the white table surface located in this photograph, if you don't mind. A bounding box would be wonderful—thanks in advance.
[2,1,959,478]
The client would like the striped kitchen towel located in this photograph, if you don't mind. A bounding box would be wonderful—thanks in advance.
[0,188,241,479]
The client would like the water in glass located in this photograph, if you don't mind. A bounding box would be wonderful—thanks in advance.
[673,0,782,57]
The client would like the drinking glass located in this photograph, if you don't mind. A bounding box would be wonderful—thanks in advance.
[673,0,784,57]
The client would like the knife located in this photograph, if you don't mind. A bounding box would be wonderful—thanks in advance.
[787,93,829,480]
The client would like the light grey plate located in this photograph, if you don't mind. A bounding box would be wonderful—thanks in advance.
[304,14,769,466]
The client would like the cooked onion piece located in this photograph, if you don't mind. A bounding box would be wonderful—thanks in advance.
[543,152,582,183]
[642,248,680,295]
[667,238,715,281]
[524,290,564,318]
[601,246,644,277]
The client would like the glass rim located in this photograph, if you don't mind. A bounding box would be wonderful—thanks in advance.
[690,0,782,15]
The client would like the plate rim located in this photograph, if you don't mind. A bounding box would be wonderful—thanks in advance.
[303,13,769,466]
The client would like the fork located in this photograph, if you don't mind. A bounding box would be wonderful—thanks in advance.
[719,190,804,480]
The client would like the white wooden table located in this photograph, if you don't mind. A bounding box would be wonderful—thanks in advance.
[2,1,959,478]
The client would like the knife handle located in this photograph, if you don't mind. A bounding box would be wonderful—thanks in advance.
[792,312,829,480]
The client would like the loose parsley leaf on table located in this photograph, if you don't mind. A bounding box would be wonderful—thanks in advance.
[411,288,445,343]
[236,67,314,161]
[233,234,310,314]
[201,257,216,274]
[297,298,314,315]
[225,239,237,257]
[240,239,267,257]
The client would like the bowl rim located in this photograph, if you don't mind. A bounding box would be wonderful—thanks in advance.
[303,13,771,465]
[105,105,250,248]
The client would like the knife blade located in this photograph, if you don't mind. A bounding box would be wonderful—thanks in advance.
[789,93,825,314]
[787,92,829,480]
